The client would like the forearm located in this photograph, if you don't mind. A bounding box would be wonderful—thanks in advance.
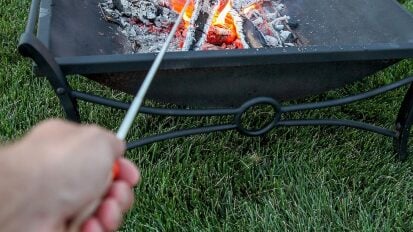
[0,145,54,232]
[0,120,137,232]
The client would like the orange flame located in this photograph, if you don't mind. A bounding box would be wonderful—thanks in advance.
[169,0,194,25]
[206,0,239,46]
[170,0,241,46]
[214,0,232,26]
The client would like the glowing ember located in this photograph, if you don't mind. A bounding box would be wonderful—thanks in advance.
[206,0,238,45]
[100,0,299,52]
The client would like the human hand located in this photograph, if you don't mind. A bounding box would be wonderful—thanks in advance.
[0,119,140,232]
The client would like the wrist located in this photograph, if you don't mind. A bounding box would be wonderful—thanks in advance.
[0,144,47,232]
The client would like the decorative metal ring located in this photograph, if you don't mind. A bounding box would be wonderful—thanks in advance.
[235,97,282,136]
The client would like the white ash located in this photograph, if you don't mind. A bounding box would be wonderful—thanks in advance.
[279,30,292,41]
[275,3,285,11]
[264,35,280,47]
[242,0,296,47]
[100,0,299,53]
[100,0,179,52]
[200,0,215,13]
[229,9,249,49]
[182,0,203,50]
[134,1,158,24]
[273,24,284,31]
[232,0,262,11]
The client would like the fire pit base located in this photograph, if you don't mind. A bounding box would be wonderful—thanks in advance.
[19,28,413,160]
[70,76,413,161]
[18,0,413,160]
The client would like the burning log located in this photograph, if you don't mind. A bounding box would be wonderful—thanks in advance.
[229,9,249,48]
[188,10,209,50]
[196,0,248,50]
[194,0,220,50]
[100,0,300,52]
[243,18,267,48]
[181,0,203,50]
[207,25,237,45]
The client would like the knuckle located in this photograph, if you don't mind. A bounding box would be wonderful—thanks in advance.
[39,119,66,128]
[85,124,105,135]
[31,119,71,135]
[83,125,119,149]
[82,124,109,137]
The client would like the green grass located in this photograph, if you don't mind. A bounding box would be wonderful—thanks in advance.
[2,0,413,230]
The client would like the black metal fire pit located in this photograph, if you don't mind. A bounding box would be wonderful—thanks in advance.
[18,0,413,159]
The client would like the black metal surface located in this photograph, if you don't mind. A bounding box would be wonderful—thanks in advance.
[88,60,396,106]
[395,83,413,160]
[287,0,413,46]
[35,0,413,106]
[47,0,131,56]
[18,0,413,159]
[73,74,413,148]
[45,0,413,56]
[19,33,80,122]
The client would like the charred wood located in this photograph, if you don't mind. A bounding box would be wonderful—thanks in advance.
[243,18,267,48]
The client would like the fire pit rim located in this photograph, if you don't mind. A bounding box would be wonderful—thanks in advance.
[34,0,413,76]
[50,43,413,75]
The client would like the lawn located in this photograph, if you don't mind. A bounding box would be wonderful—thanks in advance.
[1,0,413,230]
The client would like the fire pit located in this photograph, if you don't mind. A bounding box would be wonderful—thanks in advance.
[19,0,413,159]
[98,0,301,52]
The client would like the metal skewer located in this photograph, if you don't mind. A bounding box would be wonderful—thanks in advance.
[116,0,190,140]
[68,3,190,231]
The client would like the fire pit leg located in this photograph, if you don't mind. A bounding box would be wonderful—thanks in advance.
[17,0,81,122]
[18,33,81,122]
[394,84,413,160]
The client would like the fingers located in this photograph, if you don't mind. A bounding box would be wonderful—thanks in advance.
[82,181,134,232]
[81,218,104,232]
[107,181,135,212]
[15,119,137,232]
[96,198,122,231]
[116,158,140,186]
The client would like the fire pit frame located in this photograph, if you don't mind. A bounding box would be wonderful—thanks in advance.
[18,0,413,160]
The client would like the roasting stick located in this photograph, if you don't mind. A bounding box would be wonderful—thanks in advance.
[68,1,190,231]
[117,0,190,140]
